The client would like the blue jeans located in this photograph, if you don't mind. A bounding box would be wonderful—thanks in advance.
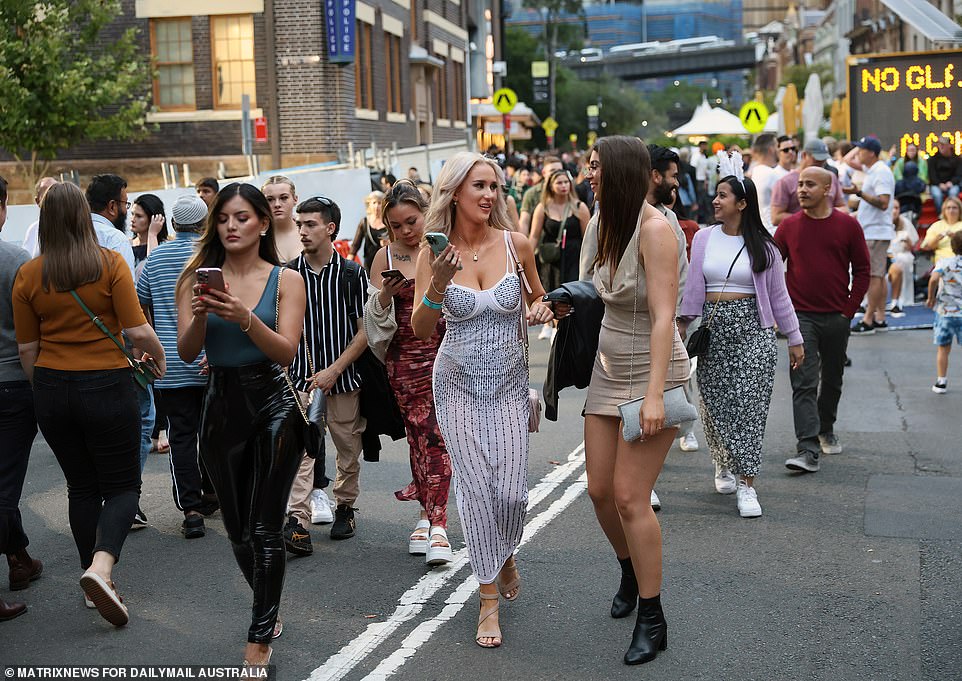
[929,184,960,212]
[138,384,155,473]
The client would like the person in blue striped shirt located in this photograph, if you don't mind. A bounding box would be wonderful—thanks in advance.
[136,194,213,539]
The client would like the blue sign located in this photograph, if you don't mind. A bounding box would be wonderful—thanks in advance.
[325,0,356,64]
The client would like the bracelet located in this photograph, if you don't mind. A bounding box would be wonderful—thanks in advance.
[240,309,253,333]
[421,294,443,310]
[430,278,448,297]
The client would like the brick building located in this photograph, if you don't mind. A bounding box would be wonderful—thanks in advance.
[23,0,496,169]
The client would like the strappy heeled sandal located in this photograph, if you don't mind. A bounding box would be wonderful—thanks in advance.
[409,519,430,555]
[425,526,453,565]
[476,592,502,648]
[496,556,520,601]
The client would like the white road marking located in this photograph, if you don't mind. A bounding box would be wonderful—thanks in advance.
[363,471,590,680]
[304,443,586,681]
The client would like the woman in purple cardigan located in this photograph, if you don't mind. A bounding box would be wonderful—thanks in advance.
[679,165,804,518]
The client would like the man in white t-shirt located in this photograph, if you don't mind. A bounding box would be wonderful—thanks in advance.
[746,134,779,233]
[844,136,895,333]
[19,177,57,258]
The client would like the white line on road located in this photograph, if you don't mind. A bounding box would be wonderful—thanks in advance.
[362,471,590,680]
[304,443,586,681]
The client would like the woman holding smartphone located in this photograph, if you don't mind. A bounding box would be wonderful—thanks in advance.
[176,182,306,666]
[365,180,452,565]
[581,137,690,666]
[411,152,554,649]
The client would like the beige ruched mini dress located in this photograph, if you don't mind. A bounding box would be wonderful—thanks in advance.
[585,213,691,417]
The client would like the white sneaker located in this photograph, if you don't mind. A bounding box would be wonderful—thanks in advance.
[736,481,762,518]
[679,432,699,452]
[714,463,737,494]
[310,489,334,524]
[650,489,661,511]
[537,323,553,340]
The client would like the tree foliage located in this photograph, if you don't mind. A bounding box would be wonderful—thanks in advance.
[0,0,151,182]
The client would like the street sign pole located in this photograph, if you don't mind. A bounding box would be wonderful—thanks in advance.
[503,113,512,156]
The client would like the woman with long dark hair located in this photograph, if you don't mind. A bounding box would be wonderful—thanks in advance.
[13,182,166,627]
[680,154,804,517]
[130,193,169,268]
[365,180,453,565]
[176,182,306,666]
[581,136,690,665]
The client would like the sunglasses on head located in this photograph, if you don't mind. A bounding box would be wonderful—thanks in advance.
[306,196,334,206]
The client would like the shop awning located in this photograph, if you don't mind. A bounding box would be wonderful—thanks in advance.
[879,0,962,43]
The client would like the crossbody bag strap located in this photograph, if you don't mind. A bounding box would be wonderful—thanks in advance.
[703,242,746,328]
[273,267,310,426]
[505,231,533,295]
[69,290,135,362]
[555,205,570,247]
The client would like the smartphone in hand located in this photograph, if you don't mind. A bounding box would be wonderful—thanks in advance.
[424,232,462,270]
[380,269,410,286]
[196,267,225,292]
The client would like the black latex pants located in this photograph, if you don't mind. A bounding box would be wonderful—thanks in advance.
[199,362,303,644]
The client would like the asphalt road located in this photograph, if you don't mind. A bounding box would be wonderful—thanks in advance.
[2,328,960,681]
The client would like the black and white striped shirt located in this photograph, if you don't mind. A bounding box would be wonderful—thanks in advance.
[290,253,368,394]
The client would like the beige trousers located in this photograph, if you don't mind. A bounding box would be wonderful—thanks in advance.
[287,389,365,526]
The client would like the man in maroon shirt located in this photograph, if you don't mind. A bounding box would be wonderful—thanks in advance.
[774,167,871,473]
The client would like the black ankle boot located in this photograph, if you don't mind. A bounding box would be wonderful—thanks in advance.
[610,556,638,618]
[624,594,668,665]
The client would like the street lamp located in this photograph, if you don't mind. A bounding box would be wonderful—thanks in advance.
[540,6,557,123]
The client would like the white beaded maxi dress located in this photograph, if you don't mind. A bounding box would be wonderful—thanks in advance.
[432,231,529,584]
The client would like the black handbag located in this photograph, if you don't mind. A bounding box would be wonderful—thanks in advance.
[685,243,745,358]
[536,205,569,265]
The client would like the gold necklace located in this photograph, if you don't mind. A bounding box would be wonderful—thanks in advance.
[458,232,485,261]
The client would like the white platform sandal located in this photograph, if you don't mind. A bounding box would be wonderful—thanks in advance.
[409,519,430,555]
[426,526,453,565]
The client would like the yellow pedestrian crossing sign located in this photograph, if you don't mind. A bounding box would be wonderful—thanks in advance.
[493,88,518,114]
[542,117,559,135]
[739,101,769,134]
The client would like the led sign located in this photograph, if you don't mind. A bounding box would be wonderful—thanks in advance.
[848,50,962,156]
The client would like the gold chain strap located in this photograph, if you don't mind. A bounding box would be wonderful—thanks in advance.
[274,268,311,426]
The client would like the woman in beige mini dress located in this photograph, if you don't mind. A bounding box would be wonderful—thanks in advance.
[583,136,690,666]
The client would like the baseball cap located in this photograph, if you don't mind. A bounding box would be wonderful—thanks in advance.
[803,138,829,161]
[854,136,882,155]
[172,194,209,226]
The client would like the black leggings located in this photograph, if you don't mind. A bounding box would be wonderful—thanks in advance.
[199,362,303,644]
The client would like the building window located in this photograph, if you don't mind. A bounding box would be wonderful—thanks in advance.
[385,32,402,114]
[151,18,195,110]
[211,15,256,108]
[452,61,465,121]
[434,60,449,121]
[355,21,374,110]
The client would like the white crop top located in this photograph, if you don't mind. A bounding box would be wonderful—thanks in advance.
[703,227,756,294]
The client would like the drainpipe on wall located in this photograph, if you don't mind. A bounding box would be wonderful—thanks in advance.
[264,0,282,170]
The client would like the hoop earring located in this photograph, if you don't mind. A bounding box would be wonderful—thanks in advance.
[259,231,267,237]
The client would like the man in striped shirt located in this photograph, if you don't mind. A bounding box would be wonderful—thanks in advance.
[285,196,369,552]
[136,194,212,539]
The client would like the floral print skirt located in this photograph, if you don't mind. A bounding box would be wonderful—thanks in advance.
[695,297,777,478]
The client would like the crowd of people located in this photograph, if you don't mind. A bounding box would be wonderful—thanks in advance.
[0,126,959,671]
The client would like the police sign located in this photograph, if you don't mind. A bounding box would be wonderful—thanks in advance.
[848,49,962,156]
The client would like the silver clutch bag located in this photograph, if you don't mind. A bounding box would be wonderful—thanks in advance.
[618,386,697,443]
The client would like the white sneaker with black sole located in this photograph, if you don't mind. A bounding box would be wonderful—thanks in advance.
[650,489,661,511]
[310,489,334,524]
[785,451,820,472]
[736,481,762,518]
